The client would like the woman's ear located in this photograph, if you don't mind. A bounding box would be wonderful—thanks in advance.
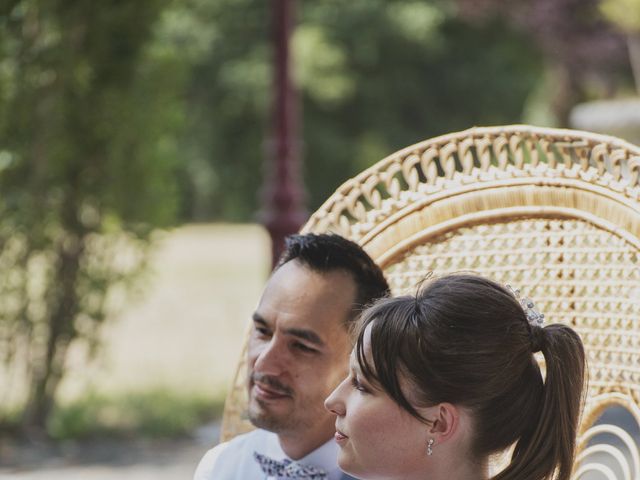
[427,403,460,441]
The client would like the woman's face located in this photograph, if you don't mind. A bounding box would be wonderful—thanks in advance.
[324,323,432,480]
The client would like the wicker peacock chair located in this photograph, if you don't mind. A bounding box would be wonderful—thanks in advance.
[221,125,640,479]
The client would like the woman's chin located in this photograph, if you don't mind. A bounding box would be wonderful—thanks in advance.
[338,453,364,479]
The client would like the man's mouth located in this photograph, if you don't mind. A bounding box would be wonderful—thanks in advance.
[249,373,293,403]
[253,382,291,400]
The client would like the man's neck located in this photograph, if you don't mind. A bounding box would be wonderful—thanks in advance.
[277,431,332,460]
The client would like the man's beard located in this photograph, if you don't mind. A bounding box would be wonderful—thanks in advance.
[248,398,298,432]
[247,372,310,433]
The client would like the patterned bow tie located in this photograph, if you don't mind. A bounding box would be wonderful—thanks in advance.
[254,452,328,479]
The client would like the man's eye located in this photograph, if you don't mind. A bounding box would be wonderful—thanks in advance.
[293,342,317,353]
[254,326,271,337]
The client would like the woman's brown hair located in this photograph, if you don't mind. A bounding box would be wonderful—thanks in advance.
[355,273,586,480]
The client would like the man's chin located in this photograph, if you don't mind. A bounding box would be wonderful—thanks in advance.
[248,403,292,432]
[247,385,297,430]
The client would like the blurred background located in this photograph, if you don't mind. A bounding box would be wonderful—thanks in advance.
[0,0,638,477]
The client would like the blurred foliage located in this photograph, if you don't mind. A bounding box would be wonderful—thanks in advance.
[452,0,630,124]
[161,0,545,221]
[0,0,182,432]
[601,0,640,33]
[600,0,640,95]
[47,388,224,439]
[453,0,626,74]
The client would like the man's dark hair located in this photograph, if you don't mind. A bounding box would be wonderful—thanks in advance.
[276,233,390,321]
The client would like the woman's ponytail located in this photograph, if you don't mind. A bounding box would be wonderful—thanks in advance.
[494,324,586,480]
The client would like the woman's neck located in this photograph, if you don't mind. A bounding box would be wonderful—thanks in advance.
[425,456,488,480]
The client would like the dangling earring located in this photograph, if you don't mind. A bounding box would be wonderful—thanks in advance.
[427,438,434,456]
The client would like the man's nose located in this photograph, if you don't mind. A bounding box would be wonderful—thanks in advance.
[252,337,288,375]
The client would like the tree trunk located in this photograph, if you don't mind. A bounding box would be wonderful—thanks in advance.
[21,197,85,435]
[550,64,584,128]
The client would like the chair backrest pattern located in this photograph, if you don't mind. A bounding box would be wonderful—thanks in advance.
[222,125,640,479]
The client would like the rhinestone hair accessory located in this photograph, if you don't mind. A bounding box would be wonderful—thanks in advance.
[506,285,545,327]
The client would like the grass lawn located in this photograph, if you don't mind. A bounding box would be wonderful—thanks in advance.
[61,223,271,399]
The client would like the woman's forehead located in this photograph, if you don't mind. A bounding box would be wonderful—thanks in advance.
[351,323,375,371]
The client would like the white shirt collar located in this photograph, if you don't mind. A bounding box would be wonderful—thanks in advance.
[259,430,343,480]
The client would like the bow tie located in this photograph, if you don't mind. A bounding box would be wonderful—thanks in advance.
[254,452,328,479]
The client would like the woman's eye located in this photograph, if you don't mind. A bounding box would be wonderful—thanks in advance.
[351,376,369,394]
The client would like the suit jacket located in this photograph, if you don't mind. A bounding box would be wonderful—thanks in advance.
[193,429,355,480]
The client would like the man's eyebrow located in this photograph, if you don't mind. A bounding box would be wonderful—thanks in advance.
[283,328,324,347]
[252,313,270,326]
[251,312,324,346]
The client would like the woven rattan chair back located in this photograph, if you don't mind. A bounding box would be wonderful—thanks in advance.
[221,125,640,479]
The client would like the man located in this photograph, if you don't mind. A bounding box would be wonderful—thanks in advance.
[194,233,390,480]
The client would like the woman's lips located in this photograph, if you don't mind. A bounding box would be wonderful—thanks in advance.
[334,429,348,443]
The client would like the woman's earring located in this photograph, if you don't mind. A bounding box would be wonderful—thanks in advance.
[427,438,434,456]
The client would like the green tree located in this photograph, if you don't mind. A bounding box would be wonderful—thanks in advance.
[175,0,543,220]
[452,0,629,125]
[298,0,543,208]
[0,0,182,432]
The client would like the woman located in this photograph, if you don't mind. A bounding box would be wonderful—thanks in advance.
[325,274,586,480]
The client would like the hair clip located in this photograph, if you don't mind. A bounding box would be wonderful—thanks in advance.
[506,285,545,327]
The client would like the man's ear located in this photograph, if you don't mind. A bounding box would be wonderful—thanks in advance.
[427,403,459,441]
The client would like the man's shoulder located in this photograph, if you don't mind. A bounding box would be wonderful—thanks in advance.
[193,429,272,480]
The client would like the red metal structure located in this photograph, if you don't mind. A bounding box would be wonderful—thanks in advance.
[260,0,307,268]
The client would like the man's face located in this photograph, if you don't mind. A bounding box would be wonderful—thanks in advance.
[247,260,355,445]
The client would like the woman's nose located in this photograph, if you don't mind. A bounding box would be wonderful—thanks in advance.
[325,377,348,415]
